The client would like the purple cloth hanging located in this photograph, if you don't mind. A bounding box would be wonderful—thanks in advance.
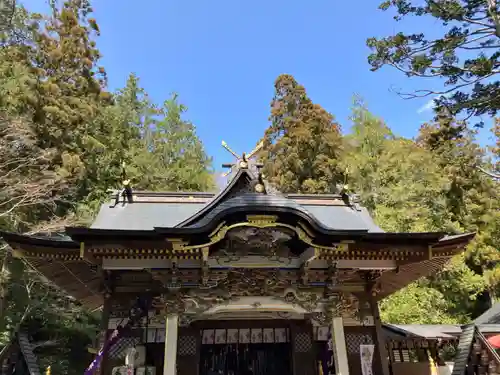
[322,328,334,375]
[84,325,128,375]
[84,297,151,375]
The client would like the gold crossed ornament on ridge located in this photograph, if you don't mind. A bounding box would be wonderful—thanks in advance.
[221,140,264,177]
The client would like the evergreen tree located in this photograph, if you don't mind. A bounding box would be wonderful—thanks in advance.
[0,3,215,372]
[417,116,500,315]
[260,74,344,193]
[342,100,486,323]
[367,0,500,124]
[132,93,215,192]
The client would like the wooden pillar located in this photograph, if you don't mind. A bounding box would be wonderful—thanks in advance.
[163,314,179,375]
[332,317,350,375]
[370,297,390,375]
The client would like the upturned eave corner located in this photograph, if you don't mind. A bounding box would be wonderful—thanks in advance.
[429,232,476,258]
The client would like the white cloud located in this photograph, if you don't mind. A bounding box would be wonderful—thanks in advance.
[417,97,439,114]
[417,93,452,114]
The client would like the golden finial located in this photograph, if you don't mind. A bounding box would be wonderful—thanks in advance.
[221,141,240,160]
[247,141,264,160]
[221,140,264,171]
[45,366,51,375]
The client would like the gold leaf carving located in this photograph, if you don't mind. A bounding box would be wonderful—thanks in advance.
[246,215,278,226]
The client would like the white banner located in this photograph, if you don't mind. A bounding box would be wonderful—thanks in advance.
[360,344,374,375]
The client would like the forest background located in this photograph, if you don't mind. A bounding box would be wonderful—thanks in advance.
[0,0,498,373]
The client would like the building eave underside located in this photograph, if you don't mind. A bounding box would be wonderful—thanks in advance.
[0,230,473,308]
[21,257,102,310]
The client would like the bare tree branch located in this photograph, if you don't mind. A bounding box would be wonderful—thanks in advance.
[479,166,500,179]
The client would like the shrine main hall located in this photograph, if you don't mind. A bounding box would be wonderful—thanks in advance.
[0,143,474,375]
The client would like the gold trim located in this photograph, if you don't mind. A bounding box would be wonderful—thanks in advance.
[246,215,278,226]
[178,220,351,252]
[201,247,209,261]
[298,221,316,239]
[169,239,189,252]
[209,221,226,237]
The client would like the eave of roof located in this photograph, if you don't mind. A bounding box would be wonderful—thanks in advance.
[2,226,471,251]
[474,302,500,325]
[383,324,461,339]
[0,231,79,249]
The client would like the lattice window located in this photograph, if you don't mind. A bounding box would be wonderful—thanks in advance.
[109,337,141,359]
[345,333,374,354]
[294,332,312,353]
[177,335,197,356]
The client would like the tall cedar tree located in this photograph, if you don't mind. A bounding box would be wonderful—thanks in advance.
[0,3,108,373]
[260,74,344,193]
[367,0,500,125]
[1,0,111,225]
[131,93,215,192]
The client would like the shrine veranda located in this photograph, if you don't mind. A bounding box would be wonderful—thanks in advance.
[0,144,474,375]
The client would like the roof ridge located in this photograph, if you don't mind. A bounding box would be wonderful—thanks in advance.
[107,190,350,199]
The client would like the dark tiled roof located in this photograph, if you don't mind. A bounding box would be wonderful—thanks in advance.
[18,332,41,375]
[184,193,382,232]
[91,202,206,230]
[474,302,500,325]
[478,324,500,333]
[90,166,384,232]
[90,193,383,232]
[451,324,475,375]
[384,324,461,339]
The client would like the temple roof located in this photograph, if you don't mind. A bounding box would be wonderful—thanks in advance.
[90,190,383,233]
[0,158,476,309]
[474,302,500,325]
[89,165,384,233]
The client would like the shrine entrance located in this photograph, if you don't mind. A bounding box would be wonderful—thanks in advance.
[199,342,292,375]
[197,323,292,375]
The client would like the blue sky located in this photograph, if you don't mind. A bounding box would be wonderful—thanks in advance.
[23,0,495,172]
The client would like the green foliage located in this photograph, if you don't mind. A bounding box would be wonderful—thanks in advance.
[128,93,215,193]
[260,74,345,193]
[343,100,457,233]
[343,99,497,323]
[367,0,500,123]
[0,1,215,372]
[380,283,460,324]
[261,85,495,324]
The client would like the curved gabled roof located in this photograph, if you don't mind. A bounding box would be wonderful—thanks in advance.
[184,193,377,234]
[89,168,384,233]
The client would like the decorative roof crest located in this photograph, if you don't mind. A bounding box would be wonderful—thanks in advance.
[220,140,264,176]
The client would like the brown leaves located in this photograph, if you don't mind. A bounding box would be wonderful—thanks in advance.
[0,114,77,232]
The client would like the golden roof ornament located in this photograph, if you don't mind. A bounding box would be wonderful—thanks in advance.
[220,140,264,178]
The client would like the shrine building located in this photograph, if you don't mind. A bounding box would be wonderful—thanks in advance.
[0,142,475,375]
